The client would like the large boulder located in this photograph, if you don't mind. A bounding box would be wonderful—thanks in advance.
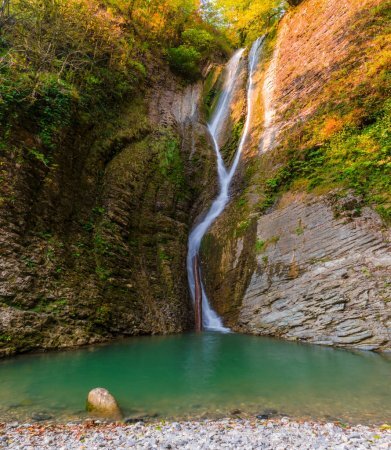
[86,388,122,419]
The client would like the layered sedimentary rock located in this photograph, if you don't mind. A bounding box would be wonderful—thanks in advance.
[202,0,390,351]
[261,0,384,151]
[238,194,390,350]
[0,63,216,356]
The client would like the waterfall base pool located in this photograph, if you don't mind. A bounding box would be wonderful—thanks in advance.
[0,333,390,424]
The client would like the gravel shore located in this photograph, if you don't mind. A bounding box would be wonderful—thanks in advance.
[0,418,390,449]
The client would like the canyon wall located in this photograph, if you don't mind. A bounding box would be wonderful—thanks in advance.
[202,0,390,351]
[0,62,216,356]
[1,0,389,356]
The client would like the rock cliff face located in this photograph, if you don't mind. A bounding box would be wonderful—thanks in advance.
[261,0,385,152]
[0,62,216,356]
[1,0,389,356]
[202,0,390,351]
[239,193,390,350]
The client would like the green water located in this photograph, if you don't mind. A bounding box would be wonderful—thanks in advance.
[0,333,390,424]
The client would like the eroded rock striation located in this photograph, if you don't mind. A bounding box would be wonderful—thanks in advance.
[238,194,390,350]
[0,62,216,356]
[202,0,390,351]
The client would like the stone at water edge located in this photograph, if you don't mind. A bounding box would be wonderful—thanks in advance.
[31,412,53,422]
[86,388,122,419]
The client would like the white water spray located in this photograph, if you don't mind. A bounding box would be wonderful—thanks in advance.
[187,37,265,331]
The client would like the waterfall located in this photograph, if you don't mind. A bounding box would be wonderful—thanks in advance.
[187,37,265,331]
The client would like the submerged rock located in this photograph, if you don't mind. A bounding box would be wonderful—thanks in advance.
[256,409,279,420]
[86,388,122,419]
[124,416,145,424]
[31,412,52,422]
[256,414,269,420]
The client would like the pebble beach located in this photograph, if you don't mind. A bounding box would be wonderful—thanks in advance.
[1,418,390,450]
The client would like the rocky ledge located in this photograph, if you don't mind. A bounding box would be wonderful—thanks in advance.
[0,418,390,449]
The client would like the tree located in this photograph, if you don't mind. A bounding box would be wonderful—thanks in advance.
[213,0,283,44]
[168,44,202,79]
[182,28,215,53]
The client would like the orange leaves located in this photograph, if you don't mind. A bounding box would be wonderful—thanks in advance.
[214,0,280,44]
[321,117,344,138]
[321,107,368,140]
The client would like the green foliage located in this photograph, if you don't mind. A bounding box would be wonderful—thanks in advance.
[202,66,223,119]
[33,78,74,150]
[95,265,111,281]
[93,305,111,327]
[21,256,36,269]
[182,28,214,54]
[258,99,390,221]
[0,73,75,167]
[376,205,391,222]
[204,85,219,117]
[168,24,231,81]
[94,232,111,256]
[158,133,186,192]
[27,148,50,166]
[92,206,105,215]
[295,226,304,236]
[32,297,68,313]
[0,334,12,343]
[221,119,245,162]
[255,239,265,253]
[255,236,279,253]
[212,0,284,44]
[235,219,251,236]
[158,249,171,261]
[167,45,202,80]
[237,196,247,207]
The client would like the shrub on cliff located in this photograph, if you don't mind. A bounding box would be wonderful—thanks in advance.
[167,45,202,80]
[212,0,283,44]
[0,0,221,161]
[182,28,215,54]
[168,26,231,80]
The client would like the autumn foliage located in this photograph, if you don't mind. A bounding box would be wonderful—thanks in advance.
[0,0,229,158]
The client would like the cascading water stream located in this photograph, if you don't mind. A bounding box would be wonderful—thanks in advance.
[187,37,265,331]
